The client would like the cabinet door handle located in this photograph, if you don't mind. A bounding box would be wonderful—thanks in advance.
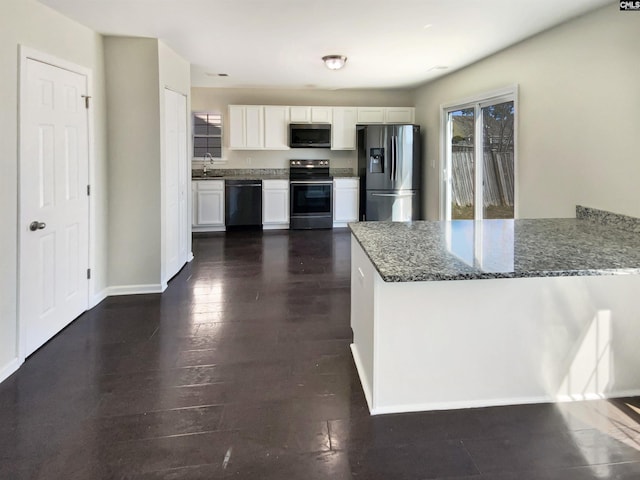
[371,192,416,197]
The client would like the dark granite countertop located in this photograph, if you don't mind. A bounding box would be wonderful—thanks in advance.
[192,168,357,181]
[192,168,288,181]
[331,169,359,178]
[349,216,640,282]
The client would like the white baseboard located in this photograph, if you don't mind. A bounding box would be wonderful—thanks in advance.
[90,288,108,308]
[555,389,640,403]
[192,226,225,233]
[106,283,167,296]
[0,358,22,384]
[263,224,289,230]
[370,395,554,416]
[188,252,194,262]
[368,390,640,415]
[350,343,374,413]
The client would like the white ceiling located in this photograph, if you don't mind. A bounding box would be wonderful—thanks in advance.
[39,0,612,90]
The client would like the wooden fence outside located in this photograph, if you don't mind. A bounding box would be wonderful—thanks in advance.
[451,147,514,207]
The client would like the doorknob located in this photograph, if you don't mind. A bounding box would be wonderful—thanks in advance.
[29,221,46,231]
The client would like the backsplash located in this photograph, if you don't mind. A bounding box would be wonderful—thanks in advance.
[576,205,640,234]
[192,148,356,172]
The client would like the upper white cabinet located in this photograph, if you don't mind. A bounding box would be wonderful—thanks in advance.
[264,106,290,150]
[331,107,357,151]
[333,178,360,227]
[384,107,415,124]
[228,104,415,151]
[229,105,264,150]
[289,106,310,123]
[289,106,332,124]
[356,107,415,124]
[311,107,332,123]
[356,107,385,124]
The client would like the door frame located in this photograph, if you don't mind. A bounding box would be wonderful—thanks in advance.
[17,46,95,362]
[439,85,519,220]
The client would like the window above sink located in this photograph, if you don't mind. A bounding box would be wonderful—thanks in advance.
[193,111,224,161]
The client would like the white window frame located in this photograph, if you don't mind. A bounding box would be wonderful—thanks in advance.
[192,111,225,162]
[439,85,519,221]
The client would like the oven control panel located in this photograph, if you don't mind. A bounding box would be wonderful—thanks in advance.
[290,159,329,167]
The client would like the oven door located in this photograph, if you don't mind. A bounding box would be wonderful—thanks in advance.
[289,180,333,229]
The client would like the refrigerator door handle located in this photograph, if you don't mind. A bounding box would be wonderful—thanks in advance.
[393,135,399,181]
[371,192,417,197]
[389,134,394,181]
[393,133,397,182]
[389,132,394,182]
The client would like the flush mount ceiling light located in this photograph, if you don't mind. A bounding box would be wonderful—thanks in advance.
[322,55,347,70]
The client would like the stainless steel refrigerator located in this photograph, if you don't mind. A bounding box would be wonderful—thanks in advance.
[357,124,421,221]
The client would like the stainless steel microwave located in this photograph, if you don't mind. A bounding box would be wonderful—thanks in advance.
[289,123,331,148]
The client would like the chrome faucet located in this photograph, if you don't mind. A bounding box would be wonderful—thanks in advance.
[203,152,215,176]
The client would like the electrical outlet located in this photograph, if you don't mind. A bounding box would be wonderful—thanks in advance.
[246,157,252,165]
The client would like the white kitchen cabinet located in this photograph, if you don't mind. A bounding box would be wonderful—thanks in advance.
[311,107,332,123]
[384,107,415,124]
[290,106,332,124]
[228,105,264,149]
[333,178,359,227]
[356,107,415,124]
[262,179,290,229]
[289,106,310,123]
[357,107,385,124]
[228,104,416,152]
[264,106,290,150]
[192,180,225,231]
[331,107,357,150]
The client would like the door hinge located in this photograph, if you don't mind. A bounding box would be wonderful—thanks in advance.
[87,268,91,280]
[82,95,91,109]
[87,185,91,196]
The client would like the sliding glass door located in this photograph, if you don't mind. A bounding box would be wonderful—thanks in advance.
[444,90,516,220]
[481,101,515,219]
[447,108,475,219]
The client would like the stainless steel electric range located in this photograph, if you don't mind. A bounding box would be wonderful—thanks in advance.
[289,159,333,230]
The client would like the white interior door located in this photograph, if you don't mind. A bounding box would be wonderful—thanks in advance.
[20,58,89,356]
[163,88,189,282]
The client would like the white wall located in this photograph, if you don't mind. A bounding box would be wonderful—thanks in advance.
[0,0,107,380]
[105,37,162,290]
[191,87,414,170]
[413,4,640,220]
[106,37,191,292]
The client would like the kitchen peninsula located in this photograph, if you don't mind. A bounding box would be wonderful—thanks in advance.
[349,207,640,415]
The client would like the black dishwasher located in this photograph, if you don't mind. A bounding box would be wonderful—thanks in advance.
[225,179,262,227]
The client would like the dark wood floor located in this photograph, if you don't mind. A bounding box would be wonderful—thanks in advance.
[2,229,640,479]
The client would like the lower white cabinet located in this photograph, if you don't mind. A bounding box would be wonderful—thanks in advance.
[333,178,359,227]
[193,180,225,232]
[192,178,358,230]
[262,179,289,229]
